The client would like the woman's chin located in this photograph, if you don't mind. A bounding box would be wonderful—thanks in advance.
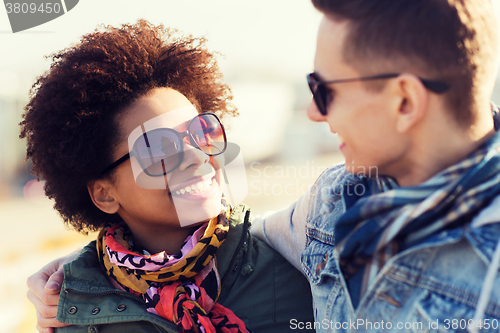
[176,211,221,227]
[172,190,223,227]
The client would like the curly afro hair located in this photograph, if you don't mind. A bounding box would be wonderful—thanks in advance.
[20,20,237,234]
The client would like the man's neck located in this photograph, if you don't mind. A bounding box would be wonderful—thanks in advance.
[392,103,495,187]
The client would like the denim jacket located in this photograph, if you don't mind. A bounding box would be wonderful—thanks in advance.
[253,165,500,333]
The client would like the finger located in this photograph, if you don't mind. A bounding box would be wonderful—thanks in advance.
[36,324,53,333]
[36,310,70,330]
[27,284,60,307]
[27,290,58,319]
[44,267,64,294]
[36,324,68,333]
[27,269,53,302]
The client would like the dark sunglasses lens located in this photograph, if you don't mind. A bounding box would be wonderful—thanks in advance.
[133,130,181,176]
[308,74,327,116]
[188,114,226,155]
[315,85,328,115]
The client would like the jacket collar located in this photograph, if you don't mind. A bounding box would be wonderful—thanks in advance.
[466,195,500,265]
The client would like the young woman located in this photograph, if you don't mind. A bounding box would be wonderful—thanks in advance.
[21,20,314,333]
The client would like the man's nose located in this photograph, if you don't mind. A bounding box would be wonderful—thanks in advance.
[306,99,327,122]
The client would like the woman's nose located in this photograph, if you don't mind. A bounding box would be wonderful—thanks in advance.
[177,139,210,171]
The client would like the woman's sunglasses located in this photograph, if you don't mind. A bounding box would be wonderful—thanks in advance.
[307,72,450,116]
[101,112,227,177]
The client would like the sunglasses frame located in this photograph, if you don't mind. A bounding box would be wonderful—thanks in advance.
[100,112,227,177]
[307,72,450,116]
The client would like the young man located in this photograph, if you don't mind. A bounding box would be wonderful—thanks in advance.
[28,0,500,332]
[254,0,500,331]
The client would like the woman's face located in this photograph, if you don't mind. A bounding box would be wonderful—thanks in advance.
[106,88,225,233]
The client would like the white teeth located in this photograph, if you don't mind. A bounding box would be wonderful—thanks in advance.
[173,178,214,196]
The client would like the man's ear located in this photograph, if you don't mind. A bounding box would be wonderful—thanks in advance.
[393,73,428,133]
[87,180,120,214]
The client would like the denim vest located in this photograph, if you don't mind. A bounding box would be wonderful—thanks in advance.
[301,165,500,333]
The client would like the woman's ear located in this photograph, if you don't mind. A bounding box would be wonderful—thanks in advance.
[87,180,120,214]
[394,73,429,133]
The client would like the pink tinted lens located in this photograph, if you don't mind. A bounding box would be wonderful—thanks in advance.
[188,114,225,155]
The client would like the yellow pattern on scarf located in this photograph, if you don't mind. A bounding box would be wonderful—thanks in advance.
[97,204,231,294]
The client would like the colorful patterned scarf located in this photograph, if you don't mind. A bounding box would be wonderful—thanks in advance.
[97,200,249,333]
[336,111,500,304]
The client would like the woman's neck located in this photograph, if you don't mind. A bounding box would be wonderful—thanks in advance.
[128,224,200,254]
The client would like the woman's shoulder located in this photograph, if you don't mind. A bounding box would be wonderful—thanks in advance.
[58,240,179,333]
[218,204,315,332]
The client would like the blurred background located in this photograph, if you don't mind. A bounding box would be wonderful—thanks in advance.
[1,1,500,332]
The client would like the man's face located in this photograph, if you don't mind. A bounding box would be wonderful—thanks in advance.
[307,16,408,177]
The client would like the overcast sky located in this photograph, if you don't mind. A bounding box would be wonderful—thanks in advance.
[0,0,322,98]
[1,1,500,163]
[1,1,500,98]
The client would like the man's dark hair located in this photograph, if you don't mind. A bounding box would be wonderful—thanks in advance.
[20,20,237,234]
[312,0,498,125]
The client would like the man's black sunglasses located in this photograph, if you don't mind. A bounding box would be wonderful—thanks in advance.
[307,72,450,116]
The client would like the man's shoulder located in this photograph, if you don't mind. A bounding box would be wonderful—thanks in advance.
[470,195,500,230]
[304,162,349,229]
[466,195,500,265]
[315,162,349,187]
[416,195,500,268]
[308,162,349,209]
